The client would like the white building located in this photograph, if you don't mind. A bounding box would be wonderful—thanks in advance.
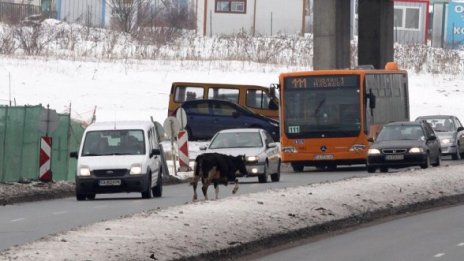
[196,0,308,36]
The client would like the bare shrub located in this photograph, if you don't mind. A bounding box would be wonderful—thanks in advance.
[0,25,18,54]
[14,21,56,56]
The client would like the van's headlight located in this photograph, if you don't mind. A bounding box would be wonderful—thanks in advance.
[367,149,381,155]
[78,166,91,176]
[130,164,142,175]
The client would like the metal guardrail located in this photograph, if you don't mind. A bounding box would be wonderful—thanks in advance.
[0,2,43,23]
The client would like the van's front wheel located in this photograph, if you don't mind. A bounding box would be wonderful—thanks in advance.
[141,173,153,199]
[152,171,163,198]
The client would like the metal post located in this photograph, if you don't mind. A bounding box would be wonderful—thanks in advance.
[19,106,27,180]
[66,103,71,181]
[209,10,212,37]
[0,106,8,182]
[170,120,177,176]
[270,12,273,35]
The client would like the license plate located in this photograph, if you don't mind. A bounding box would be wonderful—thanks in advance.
[385,154,404,160]
[99,179,121,186]
[314,154,334,160]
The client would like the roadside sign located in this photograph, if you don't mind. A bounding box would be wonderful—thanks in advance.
[38,108,59,134]
[163,117,181,140]
[176,108,187,129]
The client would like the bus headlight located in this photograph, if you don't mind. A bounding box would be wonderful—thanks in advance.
[130,164,142,175]
[282,146,297,153]
[409,147,424,153]
[367,149,381,155]
[78,166,91,176]
[350,144,366,152]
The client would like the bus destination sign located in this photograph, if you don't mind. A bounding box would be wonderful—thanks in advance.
[286,75,358,89]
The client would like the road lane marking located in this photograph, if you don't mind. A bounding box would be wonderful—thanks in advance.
[458,242,464,247]
[93,205,108,209]
[52,211,68,215]
[10,218,25,222]
[434,253,445,258]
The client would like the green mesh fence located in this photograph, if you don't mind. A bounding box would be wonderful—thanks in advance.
[0,105,85,182]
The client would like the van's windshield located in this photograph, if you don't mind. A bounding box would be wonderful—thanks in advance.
[82,130,145,156]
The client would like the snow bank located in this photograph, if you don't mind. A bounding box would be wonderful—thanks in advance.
[2,166,464,260]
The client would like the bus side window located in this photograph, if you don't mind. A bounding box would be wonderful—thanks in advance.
[175,86,204,102]
[209,88,239,103]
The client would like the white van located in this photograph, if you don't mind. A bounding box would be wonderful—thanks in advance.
[70,121,163,200]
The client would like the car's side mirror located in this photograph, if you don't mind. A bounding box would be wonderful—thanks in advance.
[267,142,277,148]
[367,137,374,142]
[150,149,161,157]
[69,152,78,158]
[457,127,464,132]
[199,145,207,151]
[428,135,437,141]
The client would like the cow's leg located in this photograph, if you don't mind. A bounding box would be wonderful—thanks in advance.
[202,167,217,200]
[201,176,209,200]
[191,175,200,201]
[232,178,239,194]
[214,182,219,200]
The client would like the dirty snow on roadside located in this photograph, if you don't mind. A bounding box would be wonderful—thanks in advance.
[2,165,464,261]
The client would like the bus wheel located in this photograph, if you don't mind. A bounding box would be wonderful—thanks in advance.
[291,163,304,172]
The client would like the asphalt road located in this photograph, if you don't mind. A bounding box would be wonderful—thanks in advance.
[246,203,464,261]
[0,165,369,251]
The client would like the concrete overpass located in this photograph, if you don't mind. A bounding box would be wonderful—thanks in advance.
[314,0,393,69]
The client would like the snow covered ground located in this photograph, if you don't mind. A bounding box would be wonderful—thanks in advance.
[1,34,464,259]
[1,165,464,260]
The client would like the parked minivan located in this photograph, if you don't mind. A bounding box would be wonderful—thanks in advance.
[168,82,279,120]
[70,121,163,200]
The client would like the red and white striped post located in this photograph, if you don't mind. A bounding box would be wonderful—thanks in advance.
[39,136,53,182]
[177,130,189,172]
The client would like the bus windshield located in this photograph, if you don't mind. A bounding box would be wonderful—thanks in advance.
[283,75,361,138]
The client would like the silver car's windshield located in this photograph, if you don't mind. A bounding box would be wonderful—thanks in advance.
[422,118,455,132]
[376,125,425,141]
[209,132,263,149]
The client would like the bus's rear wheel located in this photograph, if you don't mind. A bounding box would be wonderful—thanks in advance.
[291,163,304,172]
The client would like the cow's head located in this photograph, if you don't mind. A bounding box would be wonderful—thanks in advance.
[233,154,248,175]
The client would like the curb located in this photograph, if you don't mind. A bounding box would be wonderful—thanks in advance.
[176,193,464,260]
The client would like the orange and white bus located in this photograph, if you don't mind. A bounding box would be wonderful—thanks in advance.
[278,62,409,172]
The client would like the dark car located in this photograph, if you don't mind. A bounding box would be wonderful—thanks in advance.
[178,99,280,141]
[366,121,441,173]
[415,115,464,160]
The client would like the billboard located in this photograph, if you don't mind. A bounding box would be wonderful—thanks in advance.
[446,2,464,47]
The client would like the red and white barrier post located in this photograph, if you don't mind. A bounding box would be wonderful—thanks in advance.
[177,130,189,172]
[39,136,53,182]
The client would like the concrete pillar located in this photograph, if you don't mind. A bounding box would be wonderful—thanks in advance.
[313,0,351,69]
[358,0,393,69]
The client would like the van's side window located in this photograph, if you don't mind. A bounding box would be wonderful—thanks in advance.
[247,89,272,110]
[175,86,204,102]
[208,88,239,103]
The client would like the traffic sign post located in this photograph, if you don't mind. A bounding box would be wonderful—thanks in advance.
[177,130,189,171]
[39,136,52,182]
[163,117,181,176]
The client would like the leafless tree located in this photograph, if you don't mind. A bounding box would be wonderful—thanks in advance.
[107,0,155,33]
[159,0,195,29]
